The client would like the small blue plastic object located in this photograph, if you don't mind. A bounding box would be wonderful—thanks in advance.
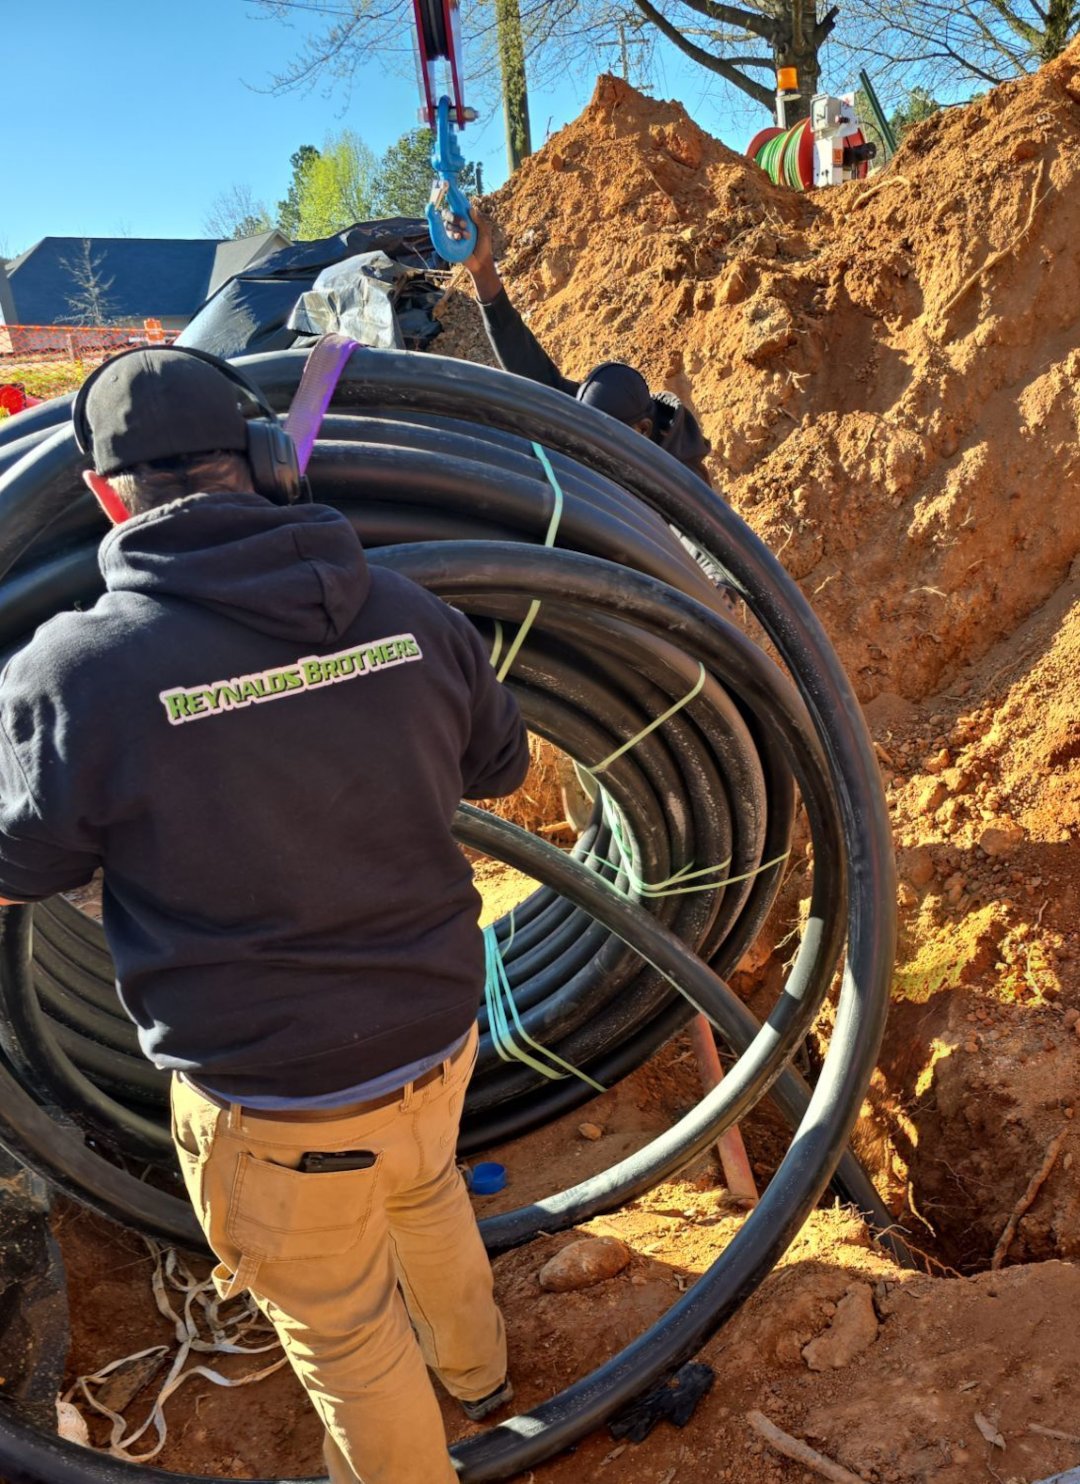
[426,95,478,264]
[469,1161,507,1195]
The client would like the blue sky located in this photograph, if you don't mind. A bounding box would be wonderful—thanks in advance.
[2,0,766,255]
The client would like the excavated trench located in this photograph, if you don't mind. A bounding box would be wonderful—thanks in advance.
[431,43,1080,1288]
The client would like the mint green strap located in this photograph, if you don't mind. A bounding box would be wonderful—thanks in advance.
[483,925,606,1091]
[488,620,504,672]
[589,664,707,776]
[494,443,565,682]
[630,850,792,897]
[590,788,789,898]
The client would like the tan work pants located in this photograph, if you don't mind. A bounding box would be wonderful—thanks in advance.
[170,1024,506,1484]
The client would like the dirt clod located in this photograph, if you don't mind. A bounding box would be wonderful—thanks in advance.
[538,1237,632,1293]
[979,822,1026,857]
[801,1284,879,1371]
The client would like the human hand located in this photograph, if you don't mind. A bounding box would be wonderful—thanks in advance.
[448,206,501,301]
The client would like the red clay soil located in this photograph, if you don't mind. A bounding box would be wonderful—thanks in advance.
[442,45,1080,710]
[434,38,1080,1279]
[55,1195,1080,1484]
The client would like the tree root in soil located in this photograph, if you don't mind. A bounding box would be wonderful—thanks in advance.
[852,175,911,210]
[747,1409,865,1484]
[991,1121,1071,1270]
[936,159,1049,332]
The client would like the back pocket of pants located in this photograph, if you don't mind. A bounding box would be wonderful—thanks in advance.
[226,1152,382,1262]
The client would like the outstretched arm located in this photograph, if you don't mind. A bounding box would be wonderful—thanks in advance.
[452,206,580,398]
[456,206,502,305]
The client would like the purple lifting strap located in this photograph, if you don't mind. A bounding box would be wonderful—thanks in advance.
[283,333,362,475]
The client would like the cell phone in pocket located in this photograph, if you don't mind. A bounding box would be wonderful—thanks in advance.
[298,1149,378,1174]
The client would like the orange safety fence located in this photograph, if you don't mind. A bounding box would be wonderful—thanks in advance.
[0,320,178,362]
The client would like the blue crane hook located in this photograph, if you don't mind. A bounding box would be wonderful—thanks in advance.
[426,95,478,264]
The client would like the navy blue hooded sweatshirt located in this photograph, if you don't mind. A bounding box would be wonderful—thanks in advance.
[0,492,529,1099]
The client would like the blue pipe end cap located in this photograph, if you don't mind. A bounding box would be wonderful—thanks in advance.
[470,1161,507,1195]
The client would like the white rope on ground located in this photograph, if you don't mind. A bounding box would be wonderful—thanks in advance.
[64,1239,287,1462]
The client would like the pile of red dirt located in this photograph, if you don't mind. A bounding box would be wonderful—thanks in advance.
[435,41,1080,1278]
[442,48,1080,707]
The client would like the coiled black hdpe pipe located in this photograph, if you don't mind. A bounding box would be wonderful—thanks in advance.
[0,348,903,1482]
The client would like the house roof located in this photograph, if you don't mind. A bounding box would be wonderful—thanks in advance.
[0,261,16,325]
[3,233,290,326]
[208,232,289,299]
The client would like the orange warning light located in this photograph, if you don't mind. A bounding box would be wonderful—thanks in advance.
[777,67,798,91]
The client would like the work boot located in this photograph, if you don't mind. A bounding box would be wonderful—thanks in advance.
[460,1379,514,1422]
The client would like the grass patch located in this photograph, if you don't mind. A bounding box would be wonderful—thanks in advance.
[0,358,93,417]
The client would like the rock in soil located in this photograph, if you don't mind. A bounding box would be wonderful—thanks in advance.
[538,1236,631,1293]
[801,1282,879,1370]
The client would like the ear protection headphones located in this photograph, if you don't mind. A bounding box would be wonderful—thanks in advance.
[72,344,306,507]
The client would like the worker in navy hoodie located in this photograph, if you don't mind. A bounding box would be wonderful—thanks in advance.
[0,348,529,1484]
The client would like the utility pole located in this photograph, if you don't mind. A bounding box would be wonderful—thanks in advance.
[615,19,647,83]
[494,0,532,172]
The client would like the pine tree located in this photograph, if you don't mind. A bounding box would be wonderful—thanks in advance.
[277,146,321,238]
[372,130,480,218]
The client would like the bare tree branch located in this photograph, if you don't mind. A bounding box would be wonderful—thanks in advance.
[984,0,1042,47]
[632,0,776,104]
[250,0,1080,161]
[57,240,120,326]
[834,0,1077,96]
[669,0,778,42]
[814,4,840,41]
[203,184,273,240]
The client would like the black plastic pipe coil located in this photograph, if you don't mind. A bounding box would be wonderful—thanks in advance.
[0,348,901,1482]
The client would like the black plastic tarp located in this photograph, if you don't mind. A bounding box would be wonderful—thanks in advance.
[178,218,447,359]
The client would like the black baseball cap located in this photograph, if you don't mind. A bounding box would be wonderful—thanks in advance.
[79,348,249,476]
[575,362,653,426]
